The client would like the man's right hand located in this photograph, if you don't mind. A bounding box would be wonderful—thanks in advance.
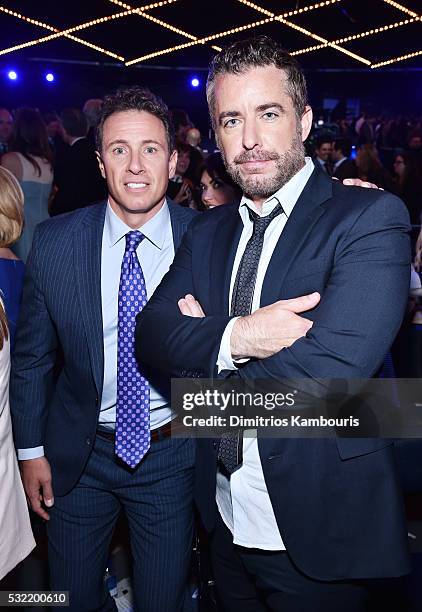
[20,457,54,520]
[231,292,321,360]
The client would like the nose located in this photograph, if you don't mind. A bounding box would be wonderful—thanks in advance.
[128,152,144,175]
[202,188,213,203]
[242,118,261,151]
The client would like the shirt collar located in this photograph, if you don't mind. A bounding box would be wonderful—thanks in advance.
[104,199,170,250]
[239,156,314,222]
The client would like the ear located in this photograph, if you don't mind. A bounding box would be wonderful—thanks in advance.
[168,149,177,179]
[96,151,106,179]
[300,106,313,142]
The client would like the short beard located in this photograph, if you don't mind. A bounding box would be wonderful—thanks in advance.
[220,124,305,200]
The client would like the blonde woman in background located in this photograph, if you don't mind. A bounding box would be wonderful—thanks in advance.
[0,167,25,350]
[0,298,35,581]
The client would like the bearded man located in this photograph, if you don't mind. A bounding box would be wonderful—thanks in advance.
[136,37,411,611]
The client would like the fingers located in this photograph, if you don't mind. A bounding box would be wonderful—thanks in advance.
[178,294,205,317]
[343,178,382,190]
[42,480,54,509]
[27,487,50,521]
[278,292,320,313]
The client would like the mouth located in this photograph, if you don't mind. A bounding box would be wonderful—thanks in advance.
[124,182,149,191]
[238,159,273,172]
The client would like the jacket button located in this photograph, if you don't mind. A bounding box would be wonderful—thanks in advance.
[95,396,99,405]
[86,437,92,446]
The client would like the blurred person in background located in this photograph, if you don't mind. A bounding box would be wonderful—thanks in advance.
[83,98,103,147]
[0,108,13,156]
[407,130,422,153]
[393,151,422,226]
[171,108,192,144]
[1,108,53,263]
[199,152,241,209]
[355,111,374,145]
[313,136,333,175]
[43,112,64,154]
[167,141,196,208]
[332,138,358,181]
[186,127,202,151]
[356,143,393,191]
[50,107,107,216]
[0,167,25,352]
[0,296,35,582]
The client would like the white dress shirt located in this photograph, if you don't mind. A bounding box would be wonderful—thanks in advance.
[215,157,315,550]
[18,200,174,460]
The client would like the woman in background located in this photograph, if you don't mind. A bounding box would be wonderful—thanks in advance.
[0,298,35,581]
[199,152,242,209]
[393,151,422,226]
[356,143,393,191]
[1,108,53,262]
[0,167,25,351]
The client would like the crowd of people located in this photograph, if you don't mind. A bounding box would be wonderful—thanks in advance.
[0,33,421,612]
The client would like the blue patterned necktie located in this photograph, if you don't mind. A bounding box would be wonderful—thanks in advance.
[115,230,150,468]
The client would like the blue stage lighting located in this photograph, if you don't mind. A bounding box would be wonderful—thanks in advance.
[7,70,17,81]
[45,72,55,82]
[191,77,200,88]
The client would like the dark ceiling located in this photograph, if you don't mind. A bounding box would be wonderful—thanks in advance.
[0,0,420,71]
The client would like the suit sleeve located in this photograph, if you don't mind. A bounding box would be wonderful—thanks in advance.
[136,219,232,377]
[137,193,410,387]
[10,227,59,448]
[240,192,411,383]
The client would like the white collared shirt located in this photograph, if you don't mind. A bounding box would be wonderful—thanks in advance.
[215,157,315,550]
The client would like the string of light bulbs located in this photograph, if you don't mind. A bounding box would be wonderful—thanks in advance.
[371,49,422,68]
[0,1,179,59]
[239,0,421,69]
[125,0,337,65]
[236,0,371,65]
[107,0,221,52]
[292,17,419,56]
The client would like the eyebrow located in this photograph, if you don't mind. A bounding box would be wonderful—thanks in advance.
[105,139,163,148]
[218,103,286,126]
[256,103,286,114]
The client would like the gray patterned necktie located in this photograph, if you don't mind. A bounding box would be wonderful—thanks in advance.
[218,201,284,474]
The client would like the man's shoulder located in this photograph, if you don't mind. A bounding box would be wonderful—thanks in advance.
[330,181,410,224]
[35,202,106,241]
[189,203,238,230]
[167,199,199,226]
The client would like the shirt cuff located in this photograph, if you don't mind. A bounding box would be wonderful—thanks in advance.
[217,317,250,372]
[18,446,45,460]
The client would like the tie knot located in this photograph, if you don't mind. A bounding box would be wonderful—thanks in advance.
[125,230,144,253]
[249,201,284,235]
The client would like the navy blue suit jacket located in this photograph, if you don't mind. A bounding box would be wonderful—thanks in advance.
[136,166,412,580]
[10,200,196,496]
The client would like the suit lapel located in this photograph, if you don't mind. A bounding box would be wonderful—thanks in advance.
[210,206,242,315]
[260,166,332,307]
[74,203,107,396]
[167,199,195,251]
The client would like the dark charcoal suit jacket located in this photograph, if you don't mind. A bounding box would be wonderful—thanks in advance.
[136,165,412,581]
